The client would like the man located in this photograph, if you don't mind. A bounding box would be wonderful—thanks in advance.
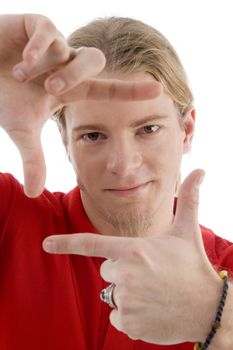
[0,14,232,350]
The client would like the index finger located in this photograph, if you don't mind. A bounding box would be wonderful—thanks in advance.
[44,45,161,101]
[58,79,161,104]
[87,79,161,101]
[43,233,130,259]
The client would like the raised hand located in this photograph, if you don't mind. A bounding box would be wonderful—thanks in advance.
[0,14,161,197]
[43,169,222,345]
[0,15,71,196]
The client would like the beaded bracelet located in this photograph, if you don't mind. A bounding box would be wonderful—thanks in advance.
[194,270,229,350]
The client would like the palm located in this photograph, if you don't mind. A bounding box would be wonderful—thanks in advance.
[0,75,55,133]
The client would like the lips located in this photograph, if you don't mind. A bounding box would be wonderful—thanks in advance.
[105,181,151,195]
[108,184,145,191]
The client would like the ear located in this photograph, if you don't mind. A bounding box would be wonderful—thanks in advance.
[182,107,196,154]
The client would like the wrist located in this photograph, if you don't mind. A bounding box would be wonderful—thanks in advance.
[195,271,232,350]
[191,269,223,343]
[209,280,233,349]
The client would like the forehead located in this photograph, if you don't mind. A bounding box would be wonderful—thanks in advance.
[65,71,177,129]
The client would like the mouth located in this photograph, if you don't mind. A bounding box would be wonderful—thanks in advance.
[105,181,151,197]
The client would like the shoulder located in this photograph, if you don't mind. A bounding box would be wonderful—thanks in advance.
[0,173,23,221]
[0,172,22,192]
[0,172,66,219]
[60,186,96,233]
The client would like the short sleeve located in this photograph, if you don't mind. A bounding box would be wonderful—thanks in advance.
[201,226,233,279]
[0,173,23,233]
[214,234,233,278]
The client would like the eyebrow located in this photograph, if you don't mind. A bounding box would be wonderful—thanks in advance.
[130,114,169,127]
[72,114,168,134]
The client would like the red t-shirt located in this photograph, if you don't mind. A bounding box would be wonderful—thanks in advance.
[0,173,233,350]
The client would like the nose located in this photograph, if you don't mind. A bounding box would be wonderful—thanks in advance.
[106,137,142,176]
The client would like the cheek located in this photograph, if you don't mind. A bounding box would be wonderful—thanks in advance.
[147,135,182,164]
[69,146,105,184]
[145,133,183,184]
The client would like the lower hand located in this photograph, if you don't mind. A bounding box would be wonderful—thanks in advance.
[43,169,223,345]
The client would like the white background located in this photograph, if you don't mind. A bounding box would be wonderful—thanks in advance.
[0,0,233,241]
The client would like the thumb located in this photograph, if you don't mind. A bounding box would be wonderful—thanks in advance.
[173,169,205,238]
[9,129,46,197]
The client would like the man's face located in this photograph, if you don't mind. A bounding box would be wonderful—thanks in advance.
[65,72,195,236]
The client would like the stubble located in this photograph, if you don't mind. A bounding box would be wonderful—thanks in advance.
[105,206,154,237]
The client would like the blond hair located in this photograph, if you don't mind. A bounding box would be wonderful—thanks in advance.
[55,16,193,129]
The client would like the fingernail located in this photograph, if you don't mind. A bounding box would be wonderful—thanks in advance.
[12,68,27,82]
[197,174,205,187]
[43,239,57,252]
[49,77,65,93]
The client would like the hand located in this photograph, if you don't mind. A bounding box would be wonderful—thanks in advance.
[0,14,160,197]
[43,169,223,344]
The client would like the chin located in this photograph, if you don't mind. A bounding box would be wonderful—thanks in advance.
[102,202,154,237]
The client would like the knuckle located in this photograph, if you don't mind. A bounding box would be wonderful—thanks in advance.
[108,82,117,101]
[118,314,139,339]
[86,80,96,99]
[118,270,135,285]
[119,303,131,317]
[63,74,80,89]
[128,242,145,261]
[127,325,142,340]
[182,190,199,207]
[26,14,48,24]
[52,235,77,254]
[51,37,69,61]
[51,67,81,93]
[66,238,77,253]
[120,316,130,331]
[82,236,99,256]
[40,17,57,33]
[100,260,110,278]
[54,237,70,253]
[115,294,144,338]
[117,287,134,313]
[36,14,50,21]
[116,311,130,331]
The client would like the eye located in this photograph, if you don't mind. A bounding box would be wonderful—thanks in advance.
[140,125,160,134]
[82,132,104,142]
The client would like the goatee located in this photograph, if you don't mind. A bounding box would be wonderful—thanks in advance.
[105,207,153,237]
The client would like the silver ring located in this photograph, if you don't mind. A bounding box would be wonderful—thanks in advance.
[100,283,117,308]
